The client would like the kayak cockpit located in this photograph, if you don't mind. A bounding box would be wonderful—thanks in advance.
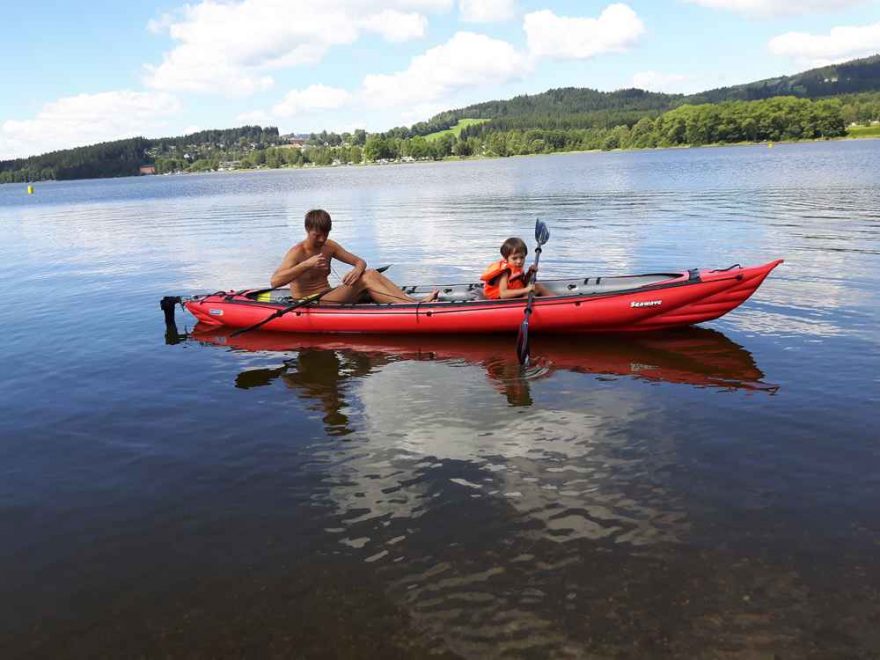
[404,272,684,302]
[240,272,685,305]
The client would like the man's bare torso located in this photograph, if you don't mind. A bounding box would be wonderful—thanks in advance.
[287,240,334,297]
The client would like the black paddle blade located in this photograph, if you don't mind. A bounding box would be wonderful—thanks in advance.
[516,317,530,366]
[535,219,550,246]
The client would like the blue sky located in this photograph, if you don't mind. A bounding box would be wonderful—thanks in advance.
[2,0,879,159]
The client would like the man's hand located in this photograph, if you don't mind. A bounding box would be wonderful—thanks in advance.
[342,264,365,286]
[305,254,329,272]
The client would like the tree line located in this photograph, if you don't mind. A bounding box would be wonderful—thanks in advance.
[294,95,859,165]
[0,126,279,183]
[3,87,880,183]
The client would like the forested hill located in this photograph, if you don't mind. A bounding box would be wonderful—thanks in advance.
[3,54,879,184]
[0,126,278,184]
[409,88,679,135]
[686,54,880,104]
[411,53,880,135]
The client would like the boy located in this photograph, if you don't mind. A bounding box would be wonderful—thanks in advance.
[271,209,438,304]
[481,237,553,299]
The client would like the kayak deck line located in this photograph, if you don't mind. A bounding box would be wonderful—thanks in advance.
[180,260,783,334]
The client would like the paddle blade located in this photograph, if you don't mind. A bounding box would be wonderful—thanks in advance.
[535,219,550,246]
[516,317,530,366]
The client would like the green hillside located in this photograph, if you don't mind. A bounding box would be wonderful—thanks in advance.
[424,119,489,141]
[3,53,880,183]
[685,54,880,104]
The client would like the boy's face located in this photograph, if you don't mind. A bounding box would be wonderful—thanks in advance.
[306,228,328,249]
[507,250,526,268]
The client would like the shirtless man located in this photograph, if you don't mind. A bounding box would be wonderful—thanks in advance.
[270,209,438,304]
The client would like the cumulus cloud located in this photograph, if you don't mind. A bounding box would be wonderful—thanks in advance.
[459,0,517,23]
[235,110,272,125]
[360,10,428,41]
[362,31,529,107]
[145,0,444,95]
[524,4,646,59]
[684,0,865,17]
[272,85,352,117]
[632,71,693,93]
[769,22,880,65]
[0,91,181,160]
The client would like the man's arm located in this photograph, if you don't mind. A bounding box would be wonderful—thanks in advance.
[270,245,325,288]
[326,240,366,286]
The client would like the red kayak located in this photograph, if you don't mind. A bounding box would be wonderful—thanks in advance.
[183,260,782,334]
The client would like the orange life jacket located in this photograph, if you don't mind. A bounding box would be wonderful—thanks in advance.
[481,259,527,299]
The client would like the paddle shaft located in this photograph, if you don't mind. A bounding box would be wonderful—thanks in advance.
[523,246,542,314]
[229,264,393,337]
[517,245,543,365]
[230,288,332,336]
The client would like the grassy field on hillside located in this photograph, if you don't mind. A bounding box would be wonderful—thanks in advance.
[424,118,489,141]
[847,124,880,137]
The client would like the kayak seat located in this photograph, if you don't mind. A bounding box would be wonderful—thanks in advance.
[438,289,486,302]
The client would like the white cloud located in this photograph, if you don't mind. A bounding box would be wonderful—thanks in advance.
[459,0,517,23]
[769,22,880,66]
[362,31,529,107]
[632,71,693,93]
[272,85,352,117]
[235,110,272,125]
[0,91,181,160]
[145,0,446,96]
[360,10,427,42]
[684,0,865,17]
[524,4,646,60]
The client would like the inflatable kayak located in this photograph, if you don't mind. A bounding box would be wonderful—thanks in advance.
[179,260,782,334]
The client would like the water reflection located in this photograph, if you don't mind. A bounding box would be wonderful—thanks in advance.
[188,326,786,654]
[190,325,776,432]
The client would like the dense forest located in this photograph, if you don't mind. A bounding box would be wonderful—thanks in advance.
[0,126,279,183]
[2,55,879,183]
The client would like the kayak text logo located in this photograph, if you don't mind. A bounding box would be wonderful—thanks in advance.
[209,308,224,316]
[631,300,662,308]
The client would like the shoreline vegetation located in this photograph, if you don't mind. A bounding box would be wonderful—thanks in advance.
[2,97,879,185]
[142,129,880,175]
[3,53,880,184]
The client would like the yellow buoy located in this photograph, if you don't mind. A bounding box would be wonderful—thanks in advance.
[768,142,773,149]
[27,185,34,194]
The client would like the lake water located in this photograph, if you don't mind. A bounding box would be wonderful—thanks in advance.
[1,142,879,657]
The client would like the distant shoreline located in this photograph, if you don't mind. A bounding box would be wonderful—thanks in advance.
[8,133,879,185]
[147,133,880,176]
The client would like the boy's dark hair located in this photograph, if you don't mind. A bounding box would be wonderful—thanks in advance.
[500,237,528,258]
[304,209,332,233]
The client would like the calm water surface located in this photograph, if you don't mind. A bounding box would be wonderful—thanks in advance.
[1,142,879,657]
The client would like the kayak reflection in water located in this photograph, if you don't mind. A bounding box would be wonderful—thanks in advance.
[234,348,388,436]
[192,326,777,434]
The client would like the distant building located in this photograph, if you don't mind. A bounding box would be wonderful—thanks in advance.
[139,165,157,175]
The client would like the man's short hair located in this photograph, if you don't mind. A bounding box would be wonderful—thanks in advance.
[304,209,332,233]
[500,237,528,258]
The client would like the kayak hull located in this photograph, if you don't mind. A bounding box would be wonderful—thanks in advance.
[183,260,782,334]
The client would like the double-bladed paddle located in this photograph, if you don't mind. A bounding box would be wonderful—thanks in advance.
[230,264,392,337]
[515,219,550,366]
